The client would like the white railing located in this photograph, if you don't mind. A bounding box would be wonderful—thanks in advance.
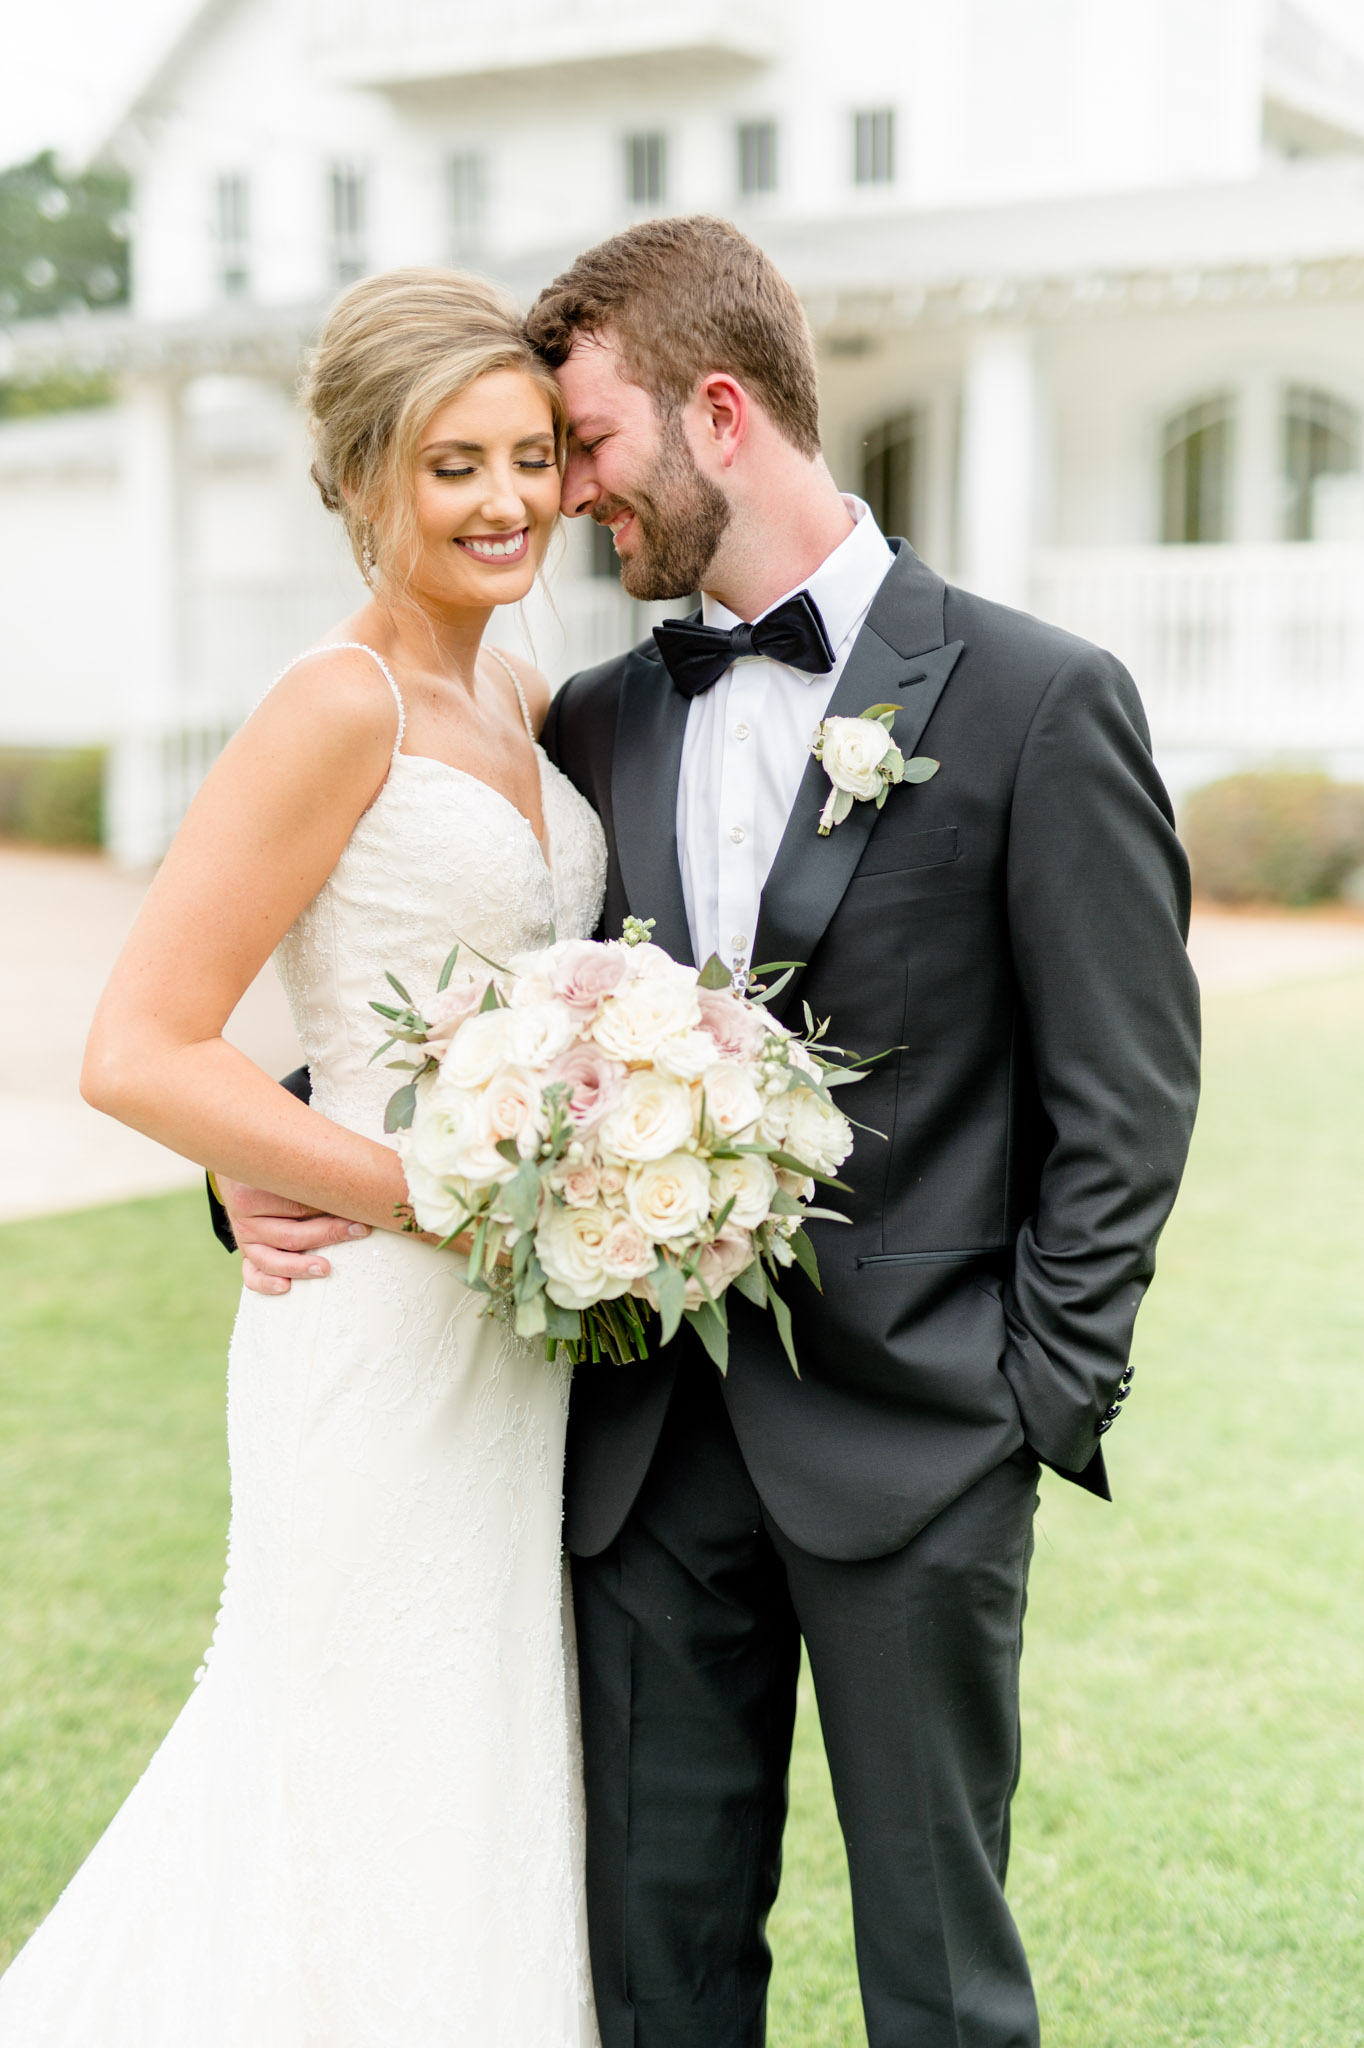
[308,0,780,83]
[1032,544,1364,754]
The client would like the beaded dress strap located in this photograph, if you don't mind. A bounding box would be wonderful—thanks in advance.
[271,642,406,756]
[485,647,536,742]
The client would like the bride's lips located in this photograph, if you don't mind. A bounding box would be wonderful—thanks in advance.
[454,527,529,564]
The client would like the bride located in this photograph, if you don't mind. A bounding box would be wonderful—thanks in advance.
[0,270,605,2046]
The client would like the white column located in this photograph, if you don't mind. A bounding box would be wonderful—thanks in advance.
[107,374,183,868]
[1233,370,1279,545]
[958,327,1038,609]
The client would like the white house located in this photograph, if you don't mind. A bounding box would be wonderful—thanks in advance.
[4,0,1364,861]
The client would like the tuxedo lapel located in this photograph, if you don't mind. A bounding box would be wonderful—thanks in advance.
[610,641,695,965]
[752,543,964,1019]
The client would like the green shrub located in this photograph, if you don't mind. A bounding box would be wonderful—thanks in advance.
[1183,770,1364,905]
[0,747,104,847]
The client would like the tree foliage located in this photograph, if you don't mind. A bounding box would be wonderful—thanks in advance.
[0,150,130,417]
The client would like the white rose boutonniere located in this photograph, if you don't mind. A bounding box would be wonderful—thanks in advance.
[810,704,939,835]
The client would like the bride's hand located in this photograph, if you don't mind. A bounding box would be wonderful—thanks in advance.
[219,1176,371,1297]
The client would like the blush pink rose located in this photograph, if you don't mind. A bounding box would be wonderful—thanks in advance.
[696,988,768,1064]
[423,969,494,1048]
[550,940,630,1015]
[546,1041,628,1132]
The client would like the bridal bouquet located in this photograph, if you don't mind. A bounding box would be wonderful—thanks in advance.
[370,922,864,1371]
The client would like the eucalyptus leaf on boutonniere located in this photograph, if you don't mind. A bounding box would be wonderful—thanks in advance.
[810,704,940,835]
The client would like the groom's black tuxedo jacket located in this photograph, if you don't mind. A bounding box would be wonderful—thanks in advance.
[541,541,1200,1564]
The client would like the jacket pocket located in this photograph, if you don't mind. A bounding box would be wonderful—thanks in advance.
[856,1245,1007,1268]
[855,825,958,880]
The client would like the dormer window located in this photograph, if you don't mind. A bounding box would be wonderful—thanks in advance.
[625,133,667,209]
[1282,385,1361,540]
[1162,394,1234,544]
[215,174,249,300]
[329,163,368,287]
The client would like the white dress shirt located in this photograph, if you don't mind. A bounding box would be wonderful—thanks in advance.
[676,496,895,973]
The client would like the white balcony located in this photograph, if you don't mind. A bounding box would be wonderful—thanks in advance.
[1033,546,1364,777]
[306,0,781,87]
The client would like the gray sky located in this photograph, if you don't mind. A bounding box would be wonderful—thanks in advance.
[5,0,1364,171]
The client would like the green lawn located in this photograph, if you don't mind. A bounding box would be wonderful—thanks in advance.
[3,974,1363,2043]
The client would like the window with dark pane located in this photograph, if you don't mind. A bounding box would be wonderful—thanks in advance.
[1161,394,1233,544]
[446,152,486,260]
[738,121,777,196]
[862,411,923,547]
[853,108,896,185]
[329,163,368,286]
[215,173,249,299]
[1281,385,1361,540]
[625,133,667,207]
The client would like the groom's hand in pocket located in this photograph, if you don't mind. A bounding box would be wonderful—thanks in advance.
[218,1177,370,1296]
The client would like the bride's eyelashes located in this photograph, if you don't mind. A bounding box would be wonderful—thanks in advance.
[432,459,554,479]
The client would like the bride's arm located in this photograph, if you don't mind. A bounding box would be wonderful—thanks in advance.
[82,653,414,1235]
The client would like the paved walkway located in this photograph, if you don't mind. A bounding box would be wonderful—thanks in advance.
[0,847,300,1224]
[2,846,1363,1225]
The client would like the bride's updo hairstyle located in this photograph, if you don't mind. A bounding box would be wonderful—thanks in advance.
[304,267,565,586]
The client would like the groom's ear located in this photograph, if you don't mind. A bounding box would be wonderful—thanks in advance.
[690,373,749,471]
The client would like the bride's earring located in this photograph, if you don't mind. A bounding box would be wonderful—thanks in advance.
[359,518,378,583]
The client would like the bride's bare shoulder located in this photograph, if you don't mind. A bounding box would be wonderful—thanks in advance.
[246,644,403,762]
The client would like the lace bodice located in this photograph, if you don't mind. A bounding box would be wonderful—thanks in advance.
[273,646,607,1139]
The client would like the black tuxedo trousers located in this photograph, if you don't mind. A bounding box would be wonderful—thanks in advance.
[573,1341,1041,2048]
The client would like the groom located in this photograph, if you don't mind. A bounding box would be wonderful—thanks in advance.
[217,218,1200,2046]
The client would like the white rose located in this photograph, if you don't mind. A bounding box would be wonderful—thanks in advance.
[710,1152,778,1230]
[598,1070,697,1163]
[591,977,702,1064]
[623,942,695,985]
[438,1007,513,1090]
[599,1214,658,1284]
[482,1065,545,1159]
[782,1089,854,1177]
[819,715,894,799]
[537,1203,629,1310]
[625,1152,712,1243]
[400,1150,470,1238]
[505,949,556,1006]
[503,999,579,1071]
[598,1162,628,1209]
[406,1080,482,1179]
[653,1028,723,1084]
[757,1089,793,1148]
[700,1061,765,1139]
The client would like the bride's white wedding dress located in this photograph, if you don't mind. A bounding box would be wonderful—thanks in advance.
[0,646,607,2047]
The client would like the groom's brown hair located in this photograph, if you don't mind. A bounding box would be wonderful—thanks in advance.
[525,216,822,458]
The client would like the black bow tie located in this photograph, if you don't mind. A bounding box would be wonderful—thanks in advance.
[653,590,837,699]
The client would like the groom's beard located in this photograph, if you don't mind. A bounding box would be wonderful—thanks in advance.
[599,413,732,602]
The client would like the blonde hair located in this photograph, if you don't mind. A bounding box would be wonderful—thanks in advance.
[304,267,565,585]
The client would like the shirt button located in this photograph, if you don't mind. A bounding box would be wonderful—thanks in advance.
[729,825,746,844]
[730,932,747,953]
[733,721,751,741]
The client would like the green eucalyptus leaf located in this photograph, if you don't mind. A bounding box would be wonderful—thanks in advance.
[479,982,502,1013]
[505,1158,542,1234]
[901,756,941,784]
[697,953,732,990]
[385,970,414,1004]
[786,1227,822,1290]
[860,703,901,723]
[832,787,854,826]
[684,1299,730,1375]
[765,1282,800,1377]
[731,1258,767,1308]
[436,943,460,992]
[544,1299,583,1343]
[515,1293,547,1338]
[654,1260,687,1348]
[383,1082,418,1133]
